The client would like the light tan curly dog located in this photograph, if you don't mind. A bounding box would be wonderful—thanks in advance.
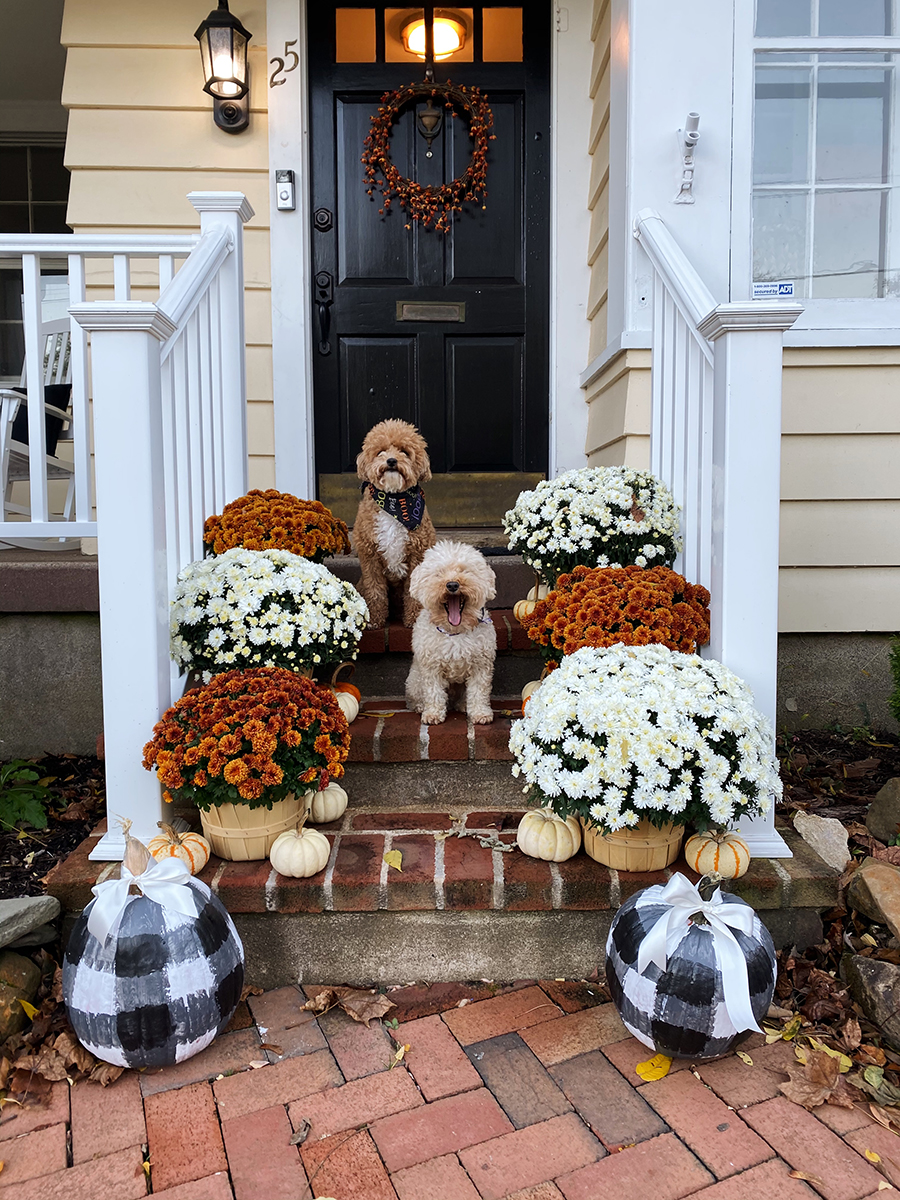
[406,541,497,725]
[354,419,437,628]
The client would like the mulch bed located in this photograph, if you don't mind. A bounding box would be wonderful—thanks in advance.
[0,755,105,900]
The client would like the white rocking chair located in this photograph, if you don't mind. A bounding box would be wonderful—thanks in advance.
[0,317,77,549]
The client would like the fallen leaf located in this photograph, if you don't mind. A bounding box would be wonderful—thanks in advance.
[248,1060,268,1069]
[843,1017,863,1051]
[17,1001,38,1021]
[869,1104,900,1134]
[0,1162,4,1176]
[636,1054,672,1082]
[290,1119,311,1146]
[779,1049,859,1110]
[866,1149,883,1163]
[806,1037,852,1073]
[878,1182,894,1190]
[259,1043,283,1056]
[790,1170,826,1185]
[383,849,403,873]
[736,1051,753,1066]
[239,984,264,1003]
[141,1161,151,1179]
[53,1032,95,1074]
[389,1043,410,1070]
[88,1062,123,1087]
[299,986,396,1027]
[858,1046,888,1068]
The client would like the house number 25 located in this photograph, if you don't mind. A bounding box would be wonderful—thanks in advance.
[269,40,299,87]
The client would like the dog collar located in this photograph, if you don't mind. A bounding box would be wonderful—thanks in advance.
[363,482,426,531]
[436,607,493,637]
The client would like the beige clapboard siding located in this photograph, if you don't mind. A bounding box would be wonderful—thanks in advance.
[585,0,611,360]
[62,0,267,49]
[779,568,898,633]
[584,350,650,458]
[62,0,275,470]
[781,435,900,500]
[783,351,900,434]
[587,437,651,468]
[780,501,900,567]
[66,171,270,229]
[63,46,269,111]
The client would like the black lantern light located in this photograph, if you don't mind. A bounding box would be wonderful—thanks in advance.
[195,0,252,133]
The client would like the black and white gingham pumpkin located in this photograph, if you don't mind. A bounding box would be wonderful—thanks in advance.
[606,881,776,1060]
[63,876,244,1069]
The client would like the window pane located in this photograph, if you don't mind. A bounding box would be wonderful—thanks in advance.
[29,147,70,202]
[754,67,811,184]
[816,68,889,185]
[818,0,891,36]
[0,205,31,234]
[385,9,473,63]
[813,189,884,297]
[0,323,25,380]
[483,8,523,61]
[753,191,809,296]
[0,149,28,202]
[756,0,811,36]
[31,204,70,234]
[336,9,376,62]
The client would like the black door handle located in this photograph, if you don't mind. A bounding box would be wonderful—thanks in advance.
[315,271,333,355]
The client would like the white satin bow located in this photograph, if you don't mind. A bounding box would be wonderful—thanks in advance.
[87,855,198,945]
[636,872,762,1034]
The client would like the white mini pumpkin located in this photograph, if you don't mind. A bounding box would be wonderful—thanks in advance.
[516,808,582,862]
[269,824,331,878]
[513,583,550,624]
[333,690,359,722]
[684,830,751,879]
[304,781,349,824]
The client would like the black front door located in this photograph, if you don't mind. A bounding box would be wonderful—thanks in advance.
[308,2,550,528]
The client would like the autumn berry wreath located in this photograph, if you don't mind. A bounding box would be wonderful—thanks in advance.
[362,80,495,232]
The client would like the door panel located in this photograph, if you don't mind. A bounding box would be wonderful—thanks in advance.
[447,337,523,470]
[309,2,550,517]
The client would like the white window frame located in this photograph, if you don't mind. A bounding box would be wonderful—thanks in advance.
[731,5,900,343]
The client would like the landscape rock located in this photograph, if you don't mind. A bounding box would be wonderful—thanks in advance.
[848,858,900,938]
[8,923,58,948]
[792,811,851,872]
[844,954,900,1049]
[0,950,42,1040]
[866,778,900,846]
[0,896,60,950]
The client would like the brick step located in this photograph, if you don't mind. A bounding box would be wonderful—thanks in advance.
[327,555,537,610]
[347,700,518,764]
[49,815,837,989]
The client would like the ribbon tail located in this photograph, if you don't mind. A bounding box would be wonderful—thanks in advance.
[87,879,132,945]
[710,919,761,1034]
[637,906,682,975]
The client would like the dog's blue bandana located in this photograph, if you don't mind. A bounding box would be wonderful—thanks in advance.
[363,483,426,531]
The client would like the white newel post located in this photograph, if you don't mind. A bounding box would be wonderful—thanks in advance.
[69,305,178,861]
[187,192,253,503]
[697,302,802,858]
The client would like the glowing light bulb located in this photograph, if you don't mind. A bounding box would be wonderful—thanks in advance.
[402,15,466,60]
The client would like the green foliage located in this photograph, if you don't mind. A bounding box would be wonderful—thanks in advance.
[0,760,52,830]
[890,636,900,728]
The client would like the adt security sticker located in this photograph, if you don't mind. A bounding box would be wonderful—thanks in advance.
[752,280,795,298]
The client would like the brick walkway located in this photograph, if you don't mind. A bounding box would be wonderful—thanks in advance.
[0,981,891,1199]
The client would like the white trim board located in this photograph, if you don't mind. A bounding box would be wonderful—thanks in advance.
[266,0,593,493]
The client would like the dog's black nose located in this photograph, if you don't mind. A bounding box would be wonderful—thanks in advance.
[446,580,460,593]
[386,457,398,469]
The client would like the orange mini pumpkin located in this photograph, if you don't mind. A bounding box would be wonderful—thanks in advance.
[147,823,211,875]
[334,682,361,702]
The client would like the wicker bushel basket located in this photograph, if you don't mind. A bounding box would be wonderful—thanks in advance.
[582,817,684,872]
[200,794,305,861]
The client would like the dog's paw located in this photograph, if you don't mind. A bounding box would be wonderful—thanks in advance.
[470,710,494,725]
[422,710,446,725]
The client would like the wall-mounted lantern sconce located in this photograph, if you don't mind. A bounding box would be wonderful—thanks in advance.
[195,0,252,133]
[401,11,467,60]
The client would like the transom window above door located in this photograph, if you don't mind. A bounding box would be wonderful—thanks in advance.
[335,7,523,63]
[751,1,900,300]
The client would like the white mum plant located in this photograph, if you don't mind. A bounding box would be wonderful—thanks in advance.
[170,547,369,681]
[510,644,780,834]
[503,466,683,585]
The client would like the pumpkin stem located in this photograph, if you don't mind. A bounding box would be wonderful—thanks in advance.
[157,821,183,847]
[116,814,151,877]
[698,871,723,902]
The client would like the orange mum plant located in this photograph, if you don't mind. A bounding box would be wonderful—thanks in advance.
[521,565,711,667]
[142,667,350,812]
[203,490,350,561]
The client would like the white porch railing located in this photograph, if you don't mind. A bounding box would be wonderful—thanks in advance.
[1,193,253,860]
[634,208,803,858]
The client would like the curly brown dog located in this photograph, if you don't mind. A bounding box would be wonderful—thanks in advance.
[354,419,436,628]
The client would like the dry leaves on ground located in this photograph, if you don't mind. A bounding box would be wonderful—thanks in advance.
[299,987,396,1026]
[778,1047,861,1110]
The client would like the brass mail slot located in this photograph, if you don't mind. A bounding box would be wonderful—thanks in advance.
[395,301,466,322]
